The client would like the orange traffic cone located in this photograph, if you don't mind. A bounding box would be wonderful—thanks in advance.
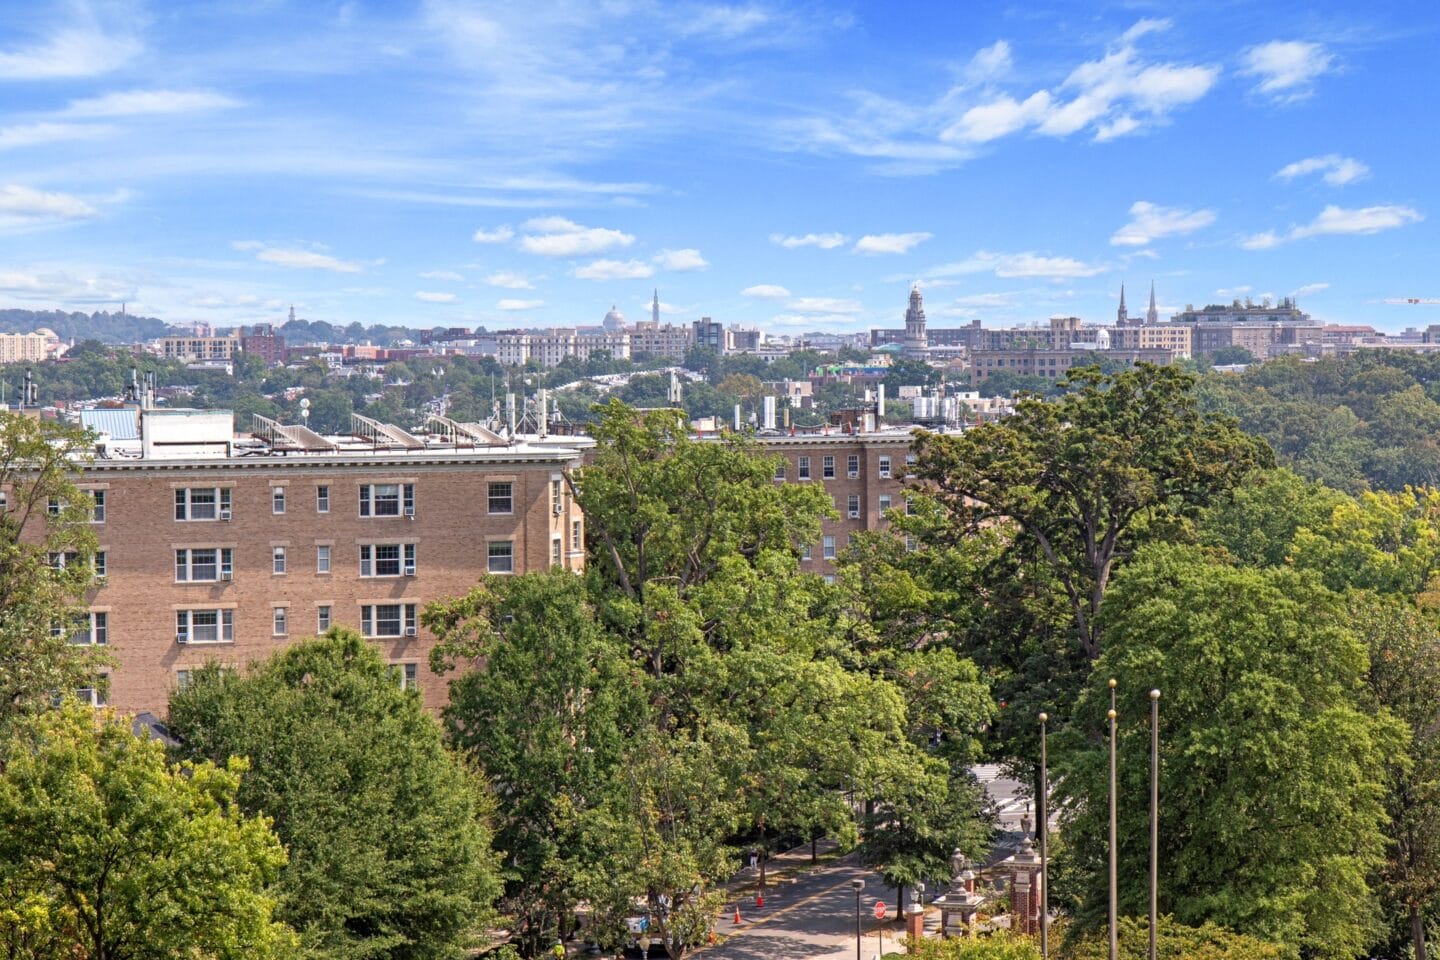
[756,893,764,910]
[732,906,742,924]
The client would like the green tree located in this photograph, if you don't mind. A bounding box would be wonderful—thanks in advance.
[906,932,1042,959]
[0,412,108,730]
[1205,345,1257,366]
[0,702,296,960]
[1057,545,1402,959]
[1198,468,1348,569]
[911,364,1270,661]
[168,631,500,960]
[1059,916,1287,959]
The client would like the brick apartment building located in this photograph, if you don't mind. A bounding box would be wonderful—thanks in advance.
[42,408,586,715]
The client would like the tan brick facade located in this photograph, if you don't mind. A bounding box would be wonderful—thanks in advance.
[62,449,583,714]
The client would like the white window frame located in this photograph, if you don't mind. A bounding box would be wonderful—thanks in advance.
[847,494,861,519]
[175,487,231,521]
[273,607,288,636]
[487,482,514,515]
[177,609,234,645]
[487,540,514,574]
[847,454,860,478]
[272,546,287,575]
[879,494,892,514]
[359,483,414,517]
[571,520,582,552]
[88,490,105,523]
[316,485,330,513]
[822,535,836,559]
[317,545,331,574]
[822,455,835,479]
[773,461,786,481]
[359,543,415,577]
[68,611,107,646]
[551,537,563,567]
[272,487,286,514]
[797,456,811,480]
[878,456,892,479]
[361,603,417,638]
[317,605,332,633]
[175,547,233,582]
[393,662,419,691]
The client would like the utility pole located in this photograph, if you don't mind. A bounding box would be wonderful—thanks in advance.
[1109,677,1118,960]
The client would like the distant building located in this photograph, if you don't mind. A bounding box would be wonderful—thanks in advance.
[159,334,240,362]
[240,324,286,366]
[1173,298,1309,325]
[726,327,762,353]
[492,329,631,367]
[629,321,691,361]
[902,286,929,360]
[692,317,724,351]
[0,329,62,363]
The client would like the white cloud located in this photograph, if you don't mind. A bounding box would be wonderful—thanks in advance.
[769,313,863,328]
[484,271,534,289]
[853,232,933,255]
[472,225,515,243]
[770,232,848,250]
[0,25,140,79]
[951,293,1013,308]
[965,40,1013,84]
[1110,201,1216,246]
[64,89,240,117]
[1245,204,1423,248]
[1241,40,1334,101]
[572,258,654,281]
[0,267,136,303]
[518,216,634,256]
[415,290,457,303]
[420,270,465,281]
[939,22,1217,147]
[1216,285,1253,298]
[235,242,365,273]
[1276,154,1369,186]
[652,248,708,271]
[1291,282,1330,297]
[787,297,863,314]
[742,284,791,298]
[0,184,100,227]
[496,298,544,310]
[0,122,113,151]
[930,250,1107,280]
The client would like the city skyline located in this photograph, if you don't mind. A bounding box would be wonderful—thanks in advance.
[2,1,1437,333]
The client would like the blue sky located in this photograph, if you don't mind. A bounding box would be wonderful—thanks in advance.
[2,0,1437,334]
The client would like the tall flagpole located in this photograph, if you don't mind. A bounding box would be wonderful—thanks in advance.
[1108,678,1118,960]
[1039,711,1050,960]
[1150,689,1161,960]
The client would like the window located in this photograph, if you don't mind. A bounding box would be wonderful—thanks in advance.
[272,546,287,575]
[487,482,513,514]
[905,452,917,466]
[847,494,861,518]
[75,676,108,707]
[361,603,417,638]
[393,662,419,691]
[800,542,812,561]
[847,454,860,478]
[88,490,105,523]
[879,494,892,514]
[175,548,233,582]
[273,607,288,636]
[317,545,331,574]
[359,483,415,517]
[175,487,231,521]
[571,520,582,552]
[798,456,811,480]
[822,455,835,479]
[773,461,786,481]
[360,543,415,577]
[488,541,514,574]
[68,612,107,646]
[317,605,332,632]
[176,670,192,692]
[904,535,918,553]
[316,485,330,513]
[47,496,60,516]
[823,535,836,559]
[177,609,234,644]
[272,487,286,514]
[94,550,106,579]
[551,537,563,567]
[551,477,563,514]
[905,496,914,516]
[878,456,892,479]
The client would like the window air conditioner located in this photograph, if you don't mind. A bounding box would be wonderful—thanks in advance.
[220,572,232,581]
[403,505,415,518]
[404,626,417,637]
[403,567,416,577]
[552,504,563,516]
[848,472,859,479]
[219,509,232,521]
[848,510,860,519]
[175,634,187,644]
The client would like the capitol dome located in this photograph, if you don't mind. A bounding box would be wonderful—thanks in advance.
[602,305,626,330]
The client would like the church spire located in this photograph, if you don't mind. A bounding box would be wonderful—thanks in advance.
[1146,281,1158,324]
[1117,283,1128,325]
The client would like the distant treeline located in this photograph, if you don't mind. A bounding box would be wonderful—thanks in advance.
[0,308,178,344]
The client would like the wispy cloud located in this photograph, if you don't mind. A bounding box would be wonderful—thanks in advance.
[1241,40,1335,102]
[420,269,464,281]
[496,298,544,310]
[234,241,367,273]
[0,266,136,303]
[854,232,932,255]
[1291,282,1330,297]
[770,232,847,250]
[64,89,241,117]
[928,250,1107,280]
[1110,201,1216,246]
[1276,154,1369,186]
[572,258,654,281]
[652,248,708,271]
[415,290,457,302]
[787,297,863,314]
[519,217,634,256]
[1242,204,1423,249]
[0,122,113,151]
[0,184,101,228]
[472,225,515,243]
[742,284,790,298]
[484,271,534,289]
[0,21,141,79]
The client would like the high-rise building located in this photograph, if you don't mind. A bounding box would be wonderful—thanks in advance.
[651,289,660,325]
[902,286,929,360]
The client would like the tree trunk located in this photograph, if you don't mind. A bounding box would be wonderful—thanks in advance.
[811,834,817,862]
[1413,903,1428,960]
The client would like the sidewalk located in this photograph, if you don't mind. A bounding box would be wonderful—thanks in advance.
[721,836,846,908]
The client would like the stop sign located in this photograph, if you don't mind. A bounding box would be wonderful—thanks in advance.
[873,901,886,920]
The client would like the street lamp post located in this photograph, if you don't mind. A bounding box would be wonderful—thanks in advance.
[1150,689,1161,960]
[1039,711,1050,960]
[851,879,865,960]
[1108,678,1118,960]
